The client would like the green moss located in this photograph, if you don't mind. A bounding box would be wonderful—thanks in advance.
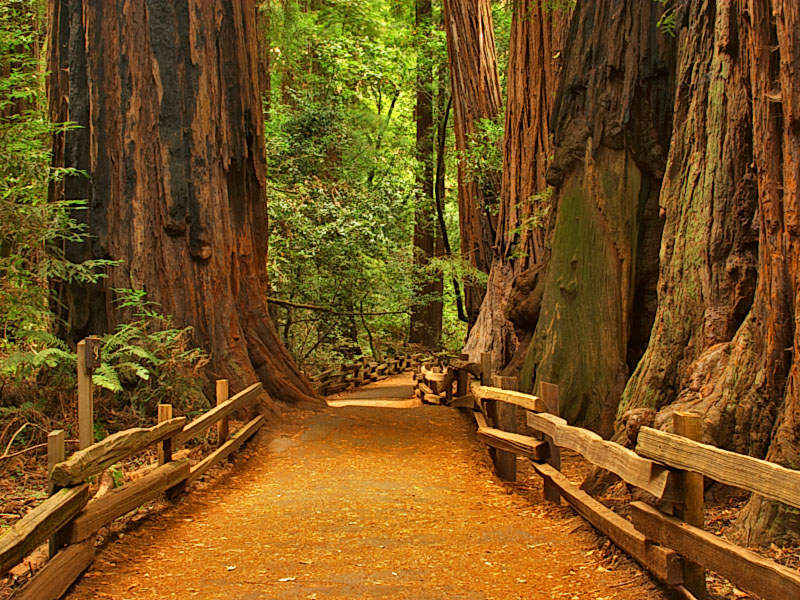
[521,148,647,434]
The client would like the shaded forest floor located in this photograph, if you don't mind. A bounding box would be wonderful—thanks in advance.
[62,375,667,600]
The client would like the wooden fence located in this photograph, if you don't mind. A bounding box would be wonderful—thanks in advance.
[0,379,264,600]
[310,351,433,396]
[426,353,800,600]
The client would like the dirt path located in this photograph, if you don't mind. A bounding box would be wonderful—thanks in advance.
[65,374,667,600]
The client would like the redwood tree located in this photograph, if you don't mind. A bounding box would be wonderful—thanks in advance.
[519,0,676,436]
[442,0,503,328]
[409,0,443,349]
[607,0,800,544]
[463,0,568,369]
[48,0,316,404]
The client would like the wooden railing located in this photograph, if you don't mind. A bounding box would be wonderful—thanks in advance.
[432,353,800,600]
[0,380,264,600]
[308,352,420,396]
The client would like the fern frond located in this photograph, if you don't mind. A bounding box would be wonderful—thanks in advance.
[92,363,123,392]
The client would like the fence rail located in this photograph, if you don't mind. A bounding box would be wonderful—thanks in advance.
[309,352,418,395]
[636,426,800,509]
[432,353,800,600]
[1,370,265,600]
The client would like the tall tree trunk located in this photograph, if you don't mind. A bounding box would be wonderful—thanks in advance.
[463,0,569,369]
[601,0,799,544]
[257,0,271,116]
[519,0,676,436]
[616,1,759,443]
[48,0,316,405]
[409,0,443,349]
[442,0,503,328]
[737,0,800,544]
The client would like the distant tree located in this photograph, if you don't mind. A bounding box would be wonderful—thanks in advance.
[463,0,569,369]
[442,0,503,328]
[409,0,443,350]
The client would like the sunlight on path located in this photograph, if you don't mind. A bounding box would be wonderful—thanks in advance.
[65,374,666,600]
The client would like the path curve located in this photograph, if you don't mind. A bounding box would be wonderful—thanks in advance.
[65,374,666,599]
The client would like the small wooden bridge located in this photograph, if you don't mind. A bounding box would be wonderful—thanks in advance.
[2,355,800,599]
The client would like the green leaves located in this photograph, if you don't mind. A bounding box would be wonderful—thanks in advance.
[0,4,116,356]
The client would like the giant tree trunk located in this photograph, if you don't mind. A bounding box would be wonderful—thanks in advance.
[741,0,800,544]
[519,0,676,436]
[48,0,316,405]
[595,0,799,544]
[463,1,569,369]
[616,2,758,442]
[442,0,503,328]
[409,0,443,350]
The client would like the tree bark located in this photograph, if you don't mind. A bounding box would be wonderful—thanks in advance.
[463,0,569,370]
[519,0,676,436]
[409,0,443,350]
[616,1,759,443]
[588,0,799,543]
[724,0,800,544]
[257,1,271,116]
[442,0,503,328]
[48,0,317,405]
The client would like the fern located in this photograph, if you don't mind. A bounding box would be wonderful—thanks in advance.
[124,345,160,364]
[16,329,70,351]
[92,363,123,393]
[0,346,74,378]
[31,347,74,368]
[654,0,677,37]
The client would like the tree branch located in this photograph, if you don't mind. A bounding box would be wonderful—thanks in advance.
[268,297,408,317]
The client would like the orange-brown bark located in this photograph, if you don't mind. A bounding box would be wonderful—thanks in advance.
[463,1,568,369]
[604,0,799,543]
[48,0,316,405]
[442,0,503,327]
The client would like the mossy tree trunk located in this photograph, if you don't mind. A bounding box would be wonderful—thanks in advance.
[442,0,503,328]
[463,1,569,370]
[616,1,759,443]
[603,0,799,545]
[48,0,316,405]
[519,0,675,436]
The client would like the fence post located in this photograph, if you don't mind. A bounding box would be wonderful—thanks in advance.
[456,353,469,397]
[674,411,706,599]
[478,353,498,465]
[539,382,562,504]
[76,338,95,450]
[216,379,230,447]
[492,375,518,482]
[158,404,173,466]
[47,430,65,557]
[479,352,492,386]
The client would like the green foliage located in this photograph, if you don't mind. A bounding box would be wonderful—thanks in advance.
[0,2,114,355]
[95,289,209,416]
[265,0,438,364]
[1,289,208,420]
[263,0,483,363]
[654,0,677,37]
[460,115,504,194]
[109,464,124,488]
[506,188,553,260]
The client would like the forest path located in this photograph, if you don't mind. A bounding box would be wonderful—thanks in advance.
[65,374,666,600]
